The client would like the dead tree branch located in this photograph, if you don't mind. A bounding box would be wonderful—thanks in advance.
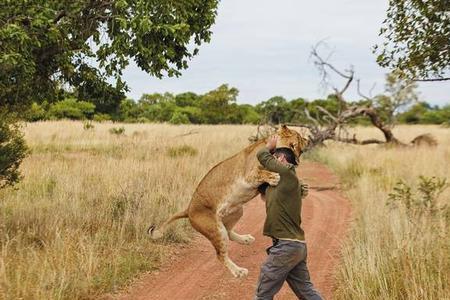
[255,44,418,149]
[357,79,371,101]
[413,77,450,82]
[304,44,406,147]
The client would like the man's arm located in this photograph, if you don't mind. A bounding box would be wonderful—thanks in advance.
[256,136,289,174]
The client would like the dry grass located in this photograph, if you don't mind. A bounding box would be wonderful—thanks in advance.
[309,125,450,300]
[0,121,255,300]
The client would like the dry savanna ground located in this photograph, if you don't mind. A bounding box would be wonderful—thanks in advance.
[0,122,449,300]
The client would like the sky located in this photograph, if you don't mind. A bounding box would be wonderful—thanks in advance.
[122,0,450,106]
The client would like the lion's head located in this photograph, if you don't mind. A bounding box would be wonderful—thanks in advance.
[276,125,309,161]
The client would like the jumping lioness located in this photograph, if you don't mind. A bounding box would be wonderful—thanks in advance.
[149,125,308,278]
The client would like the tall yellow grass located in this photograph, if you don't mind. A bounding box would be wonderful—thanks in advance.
[0,121,255,299]
[310,125,450,300]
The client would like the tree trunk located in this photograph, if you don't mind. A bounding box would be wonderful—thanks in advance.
[359,107,402,144]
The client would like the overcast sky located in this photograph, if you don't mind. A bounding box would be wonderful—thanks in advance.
[122,0,450,106]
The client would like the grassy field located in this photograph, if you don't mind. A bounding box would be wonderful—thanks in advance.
[0,121,255,299]
[0,122,449,299]
[309,125,450,300]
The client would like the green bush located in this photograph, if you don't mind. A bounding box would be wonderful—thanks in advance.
[0,112,28,188]
[242,105,260,124]
[118,98,142,121]
[178,106,204,124]
[387,176,448,217]
[83,121,95,130]
[166,145,198,158]
[109,127,125,135]
[136,117,150,123]
[47,98,95,120]
[25,102,47,121]
[169,111,190,124]
[93,113,111,122]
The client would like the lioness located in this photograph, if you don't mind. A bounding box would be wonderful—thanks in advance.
[149,125,308,278]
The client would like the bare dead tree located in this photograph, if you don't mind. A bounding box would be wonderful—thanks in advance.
[252,44,436,149]
[288,44,406,149]
[355,79,402,144]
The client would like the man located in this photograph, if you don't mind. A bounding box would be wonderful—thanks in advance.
[254,135,323,300]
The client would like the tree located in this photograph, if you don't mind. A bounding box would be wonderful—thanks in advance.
[0,111,28,189]
[398,102,450,125]
[375,0,450,81]
[138,93,177,122]
[199,84,239,124]
[118,98,141,122]
[306,96,340,124]
[238,104,260,124]
[0,0,219,111]
[169,111,190,124]
[73,71,126,115]
[139,93,174,105]
[256,96,291,124]
[25,102,47,121]
[47,98,96,120]
[421,107,449,124]
[290,44,405,147]
[287,98,308,123]
[397,102,430,124]
[175,92,200,107]
[374,70,419,126]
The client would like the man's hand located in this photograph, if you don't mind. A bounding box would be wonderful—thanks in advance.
[266,135,277,152]
[300,183,309,199]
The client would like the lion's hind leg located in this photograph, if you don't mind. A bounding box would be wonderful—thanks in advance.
[223,206,255,245]
[189,209,248,278]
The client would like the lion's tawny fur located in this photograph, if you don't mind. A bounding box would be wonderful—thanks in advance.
[150,126,308,278]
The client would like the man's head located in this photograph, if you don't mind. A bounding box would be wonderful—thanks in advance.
[273,147,297,166]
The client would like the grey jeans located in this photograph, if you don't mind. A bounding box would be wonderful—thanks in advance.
[254,239,323,300]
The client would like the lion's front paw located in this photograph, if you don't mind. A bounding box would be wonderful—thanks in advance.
[230,231,255,245]
[267,173,280,186]
[231,266,249,278]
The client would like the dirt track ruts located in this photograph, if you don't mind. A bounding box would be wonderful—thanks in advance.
[116,161,351,300]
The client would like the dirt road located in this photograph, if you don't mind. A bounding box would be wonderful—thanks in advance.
[118,161,351,300]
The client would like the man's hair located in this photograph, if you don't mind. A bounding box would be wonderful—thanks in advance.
[274,147,297,166]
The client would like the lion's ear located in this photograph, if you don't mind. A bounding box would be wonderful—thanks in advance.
[281,124,288,130]
[299,135,309,149]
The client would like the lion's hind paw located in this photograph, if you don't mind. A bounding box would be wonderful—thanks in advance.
[231,266,249,278]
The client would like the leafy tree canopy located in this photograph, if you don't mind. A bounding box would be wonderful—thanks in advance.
[21,81,448,126]
[199,84,239,124]
[375,0,450,81]
[0,0,219,111]
[256,96,290,124]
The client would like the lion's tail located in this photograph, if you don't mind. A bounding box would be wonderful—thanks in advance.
[147,209,189,240]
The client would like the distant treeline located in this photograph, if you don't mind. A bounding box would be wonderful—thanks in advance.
[25,84,450,125]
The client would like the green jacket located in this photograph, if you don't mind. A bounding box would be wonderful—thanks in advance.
[257,147,305,241]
